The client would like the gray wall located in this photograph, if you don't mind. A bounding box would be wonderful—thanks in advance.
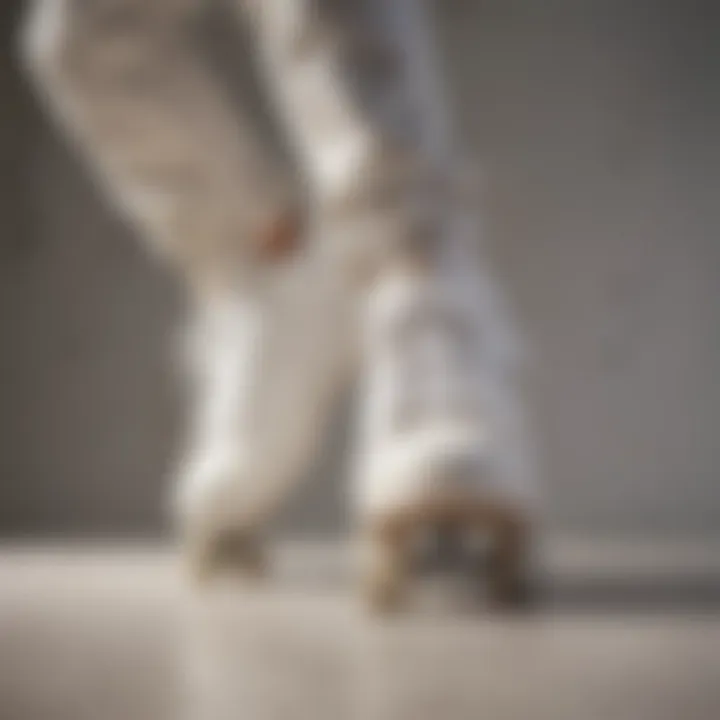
[1,0,719,538]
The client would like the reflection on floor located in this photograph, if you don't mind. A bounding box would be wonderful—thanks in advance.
[0,543,719,720]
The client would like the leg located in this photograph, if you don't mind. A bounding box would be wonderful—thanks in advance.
[246,0,538,609]
[20,0,353,579]
[175,256,352,580]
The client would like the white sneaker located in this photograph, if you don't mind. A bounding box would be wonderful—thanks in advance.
[354,225,538,610]
[175,248,353,580]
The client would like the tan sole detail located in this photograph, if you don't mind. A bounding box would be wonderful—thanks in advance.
[361,493,531,613]
[185,530,268,585]
[361,527,408,614]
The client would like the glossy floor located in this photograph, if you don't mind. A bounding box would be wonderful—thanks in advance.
[1,545,719,720]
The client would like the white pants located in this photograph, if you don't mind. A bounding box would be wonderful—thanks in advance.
[21,0,454,275]
[20,0,532,534]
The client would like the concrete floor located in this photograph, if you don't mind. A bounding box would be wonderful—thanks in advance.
[1,544,719,720]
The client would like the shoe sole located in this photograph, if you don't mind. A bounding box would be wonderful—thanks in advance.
[360,491,532,613]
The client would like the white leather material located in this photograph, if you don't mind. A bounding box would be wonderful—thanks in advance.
[354,225,538,520]
[174,246,354,541]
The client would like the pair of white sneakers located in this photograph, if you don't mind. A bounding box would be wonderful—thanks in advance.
[20,0,537,611]
[175,214,538,611]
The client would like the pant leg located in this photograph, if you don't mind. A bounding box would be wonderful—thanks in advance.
[19,0,353,547]
[238,0,460,271]
[20,0,298,290]
[240,0,535,524]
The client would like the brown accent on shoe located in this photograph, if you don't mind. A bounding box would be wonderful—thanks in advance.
[256,207,304,263]
[361,491,532,614]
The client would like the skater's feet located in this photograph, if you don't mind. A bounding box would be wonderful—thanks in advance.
[355,245,537,613]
